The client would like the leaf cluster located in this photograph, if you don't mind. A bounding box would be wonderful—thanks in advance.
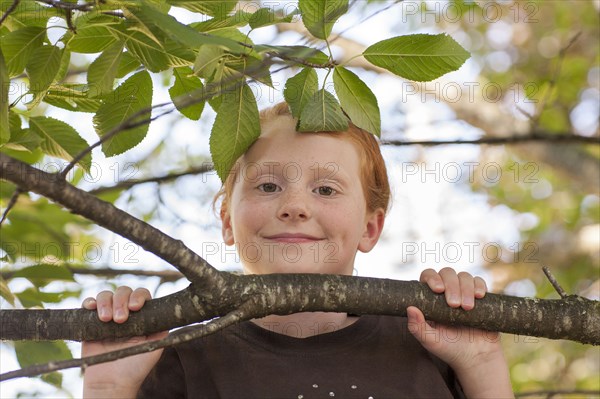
[1,0,470,181]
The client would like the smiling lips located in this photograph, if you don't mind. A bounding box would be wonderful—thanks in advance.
[263,233,325,243]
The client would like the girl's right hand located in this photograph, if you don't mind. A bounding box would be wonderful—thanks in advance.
[81,287,168,398]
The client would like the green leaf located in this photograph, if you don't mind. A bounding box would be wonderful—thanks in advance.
[42,372,64,389]
[0,49,9,145]
[14,342,72,376]
[255,45,329,65]
[298,89,348,132]
[87,41,124,98]
[3,0,61,28]
[363,33,470,82]
[135,1,246,53]
[191,10,252,32]
[0,26,45,76]
[169,67,205,120]
[248,7,295,29]
[3,112,42,152]
[15,287,81,307]
[25,45,63,108]
[67,15,122,53]
[116,51,141,78]
[93,70,153,156]
[167,0,238,18]
[29,116,92,171]
[122,29,170,72]
[0,276,16,306]
[44,84,102,113]
[54,48,72,83]
[194,45,225,79]
[226,55,272,87]
[11,264,75,287]
[284,68,318,119]
[209,82,260,182]
[298,0,348,40]
[333,66,380,136]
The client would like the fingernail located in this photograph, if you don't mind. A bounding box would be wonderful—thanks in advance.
[450,294,460,305]
[99,307,110,319]
[115,309,125,320]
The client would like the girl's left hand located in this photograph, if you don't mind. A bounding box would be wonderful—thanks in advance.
[407,267,504,372]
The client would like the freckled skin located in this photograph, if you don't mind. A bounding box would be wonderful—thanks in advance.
[221,115,384,276]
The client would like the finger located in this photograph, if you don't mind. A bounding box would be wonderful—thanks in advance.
[129,288,152,311]
[474,276,487,298]
[82,297,97,310]
[96,290,114,322]
[113,286,133,323]
[458,272,475,310]
[407,306,437,346]
[439,267,461,308]
[420,268,444,293]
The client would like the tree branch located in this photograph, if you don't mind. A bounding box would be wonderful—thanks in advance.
[0,265,185,283]
[0,187,22,227]
[383,132,600,146]
[1,274,599,344]
[0,299,255,381]
[82,132,599,196]
[0,152,228,288]
[87,164,214,195]
[0,0,20,27]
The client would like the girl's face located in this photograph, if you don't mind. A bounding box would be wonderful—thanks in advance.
[221,115,384,275]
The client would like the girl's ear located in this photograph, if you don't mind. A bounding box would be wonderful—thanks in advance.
[358,208,385,253]
[221,207,235,245]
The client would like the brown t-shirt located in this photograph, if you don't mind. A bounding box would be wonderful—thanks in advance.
[138,315,466,398]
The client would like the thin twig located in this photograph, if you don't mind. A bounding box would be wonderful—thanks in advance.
[83,132,599,195]
[87,164,214,195]
[0,187,23,227]
[0,301,254,381]
[383,133,600,146]
[0,0,20,26]
[542,266,568,299]
[0,266,186,282]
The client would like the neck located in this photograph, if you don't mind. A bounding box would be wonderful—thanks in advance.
[252,312,358,338]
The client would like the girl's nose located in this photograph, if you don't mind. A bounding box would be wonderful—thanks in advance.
[277,191,310,221]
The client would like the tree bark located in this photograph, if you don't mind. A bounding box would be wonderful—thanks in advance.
[1,274,599,345]
[1,152,599,346]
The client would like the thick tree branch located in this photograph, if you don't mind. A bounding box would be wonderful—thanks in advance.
[0,152,229,288]
[1,274,599,344]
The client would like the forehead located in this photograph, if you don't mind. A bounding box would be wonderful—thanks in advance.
[240,115,362,177]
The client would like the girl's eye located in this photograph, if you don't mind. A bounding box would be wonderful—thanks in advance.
[258,183,280,193]
[315,186,336,196]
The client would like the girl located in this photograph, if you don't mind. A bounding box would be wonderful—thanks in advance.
[82,102,513,398]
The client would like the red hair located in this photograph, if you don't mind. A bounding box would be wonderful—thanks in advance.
[215,102,390,216]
